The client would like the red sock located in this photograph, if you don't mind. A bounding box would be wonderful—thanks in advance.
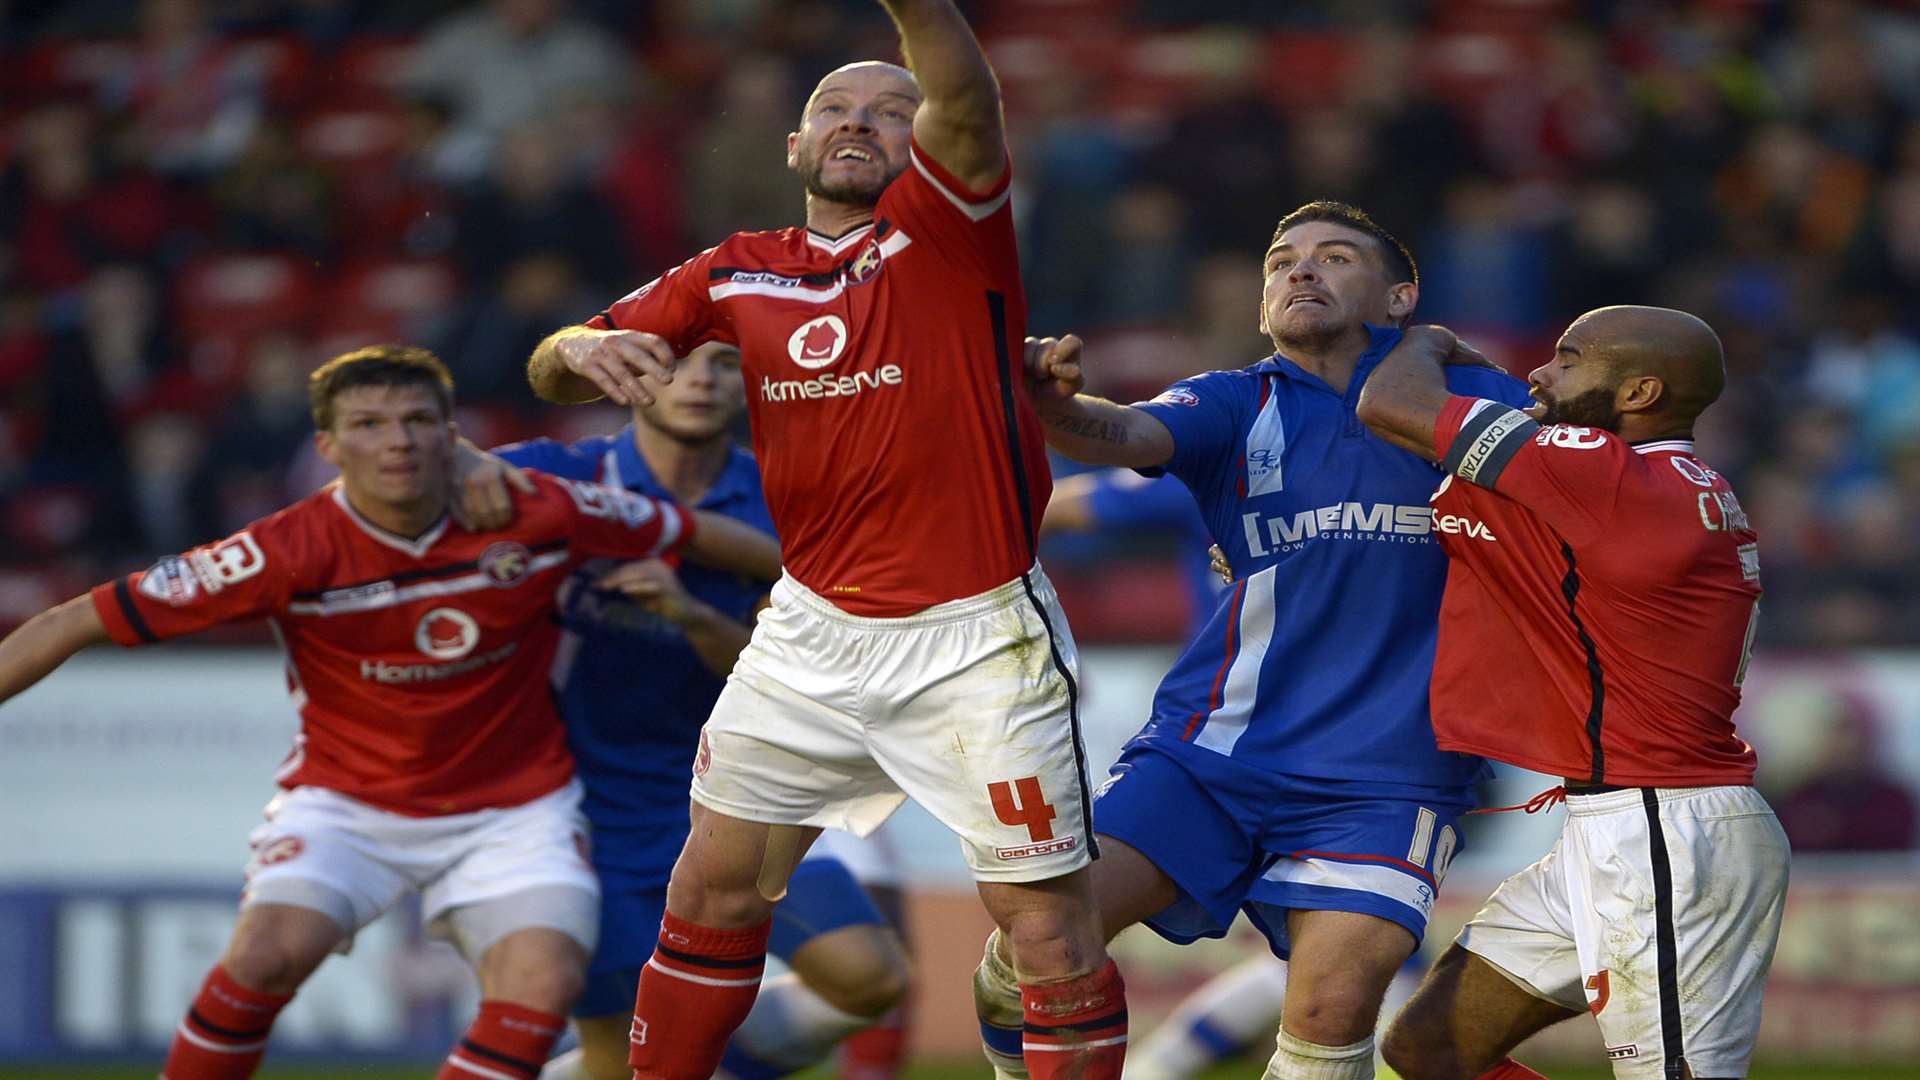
[837,996,910,1080]
[1477,1060,1549,1079]
[628,912,772,1080]
[161,965,291,1079]
[1021,959,1128,1080]
[438,1000,566,1080]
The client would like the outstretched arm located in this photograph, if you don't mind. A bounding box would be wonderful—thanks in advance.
[880,0,1005,190]
[0,595,110,706]
[1024,334,1174,469]
[1356,325,1469,461]
[528,325,680,407]
[684,511,784,582]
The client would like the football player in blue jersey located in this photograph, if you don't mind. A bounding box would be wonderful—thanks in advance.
[458,342,909,1080]
[973,201,1536,1080]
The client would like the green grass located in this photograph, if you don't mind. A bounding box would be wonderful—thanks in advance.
[0,1062,1910,1080]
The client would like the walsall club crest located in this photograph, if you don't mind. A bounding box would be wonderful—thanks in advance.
[847,239,884,284]
[479,540,532,587]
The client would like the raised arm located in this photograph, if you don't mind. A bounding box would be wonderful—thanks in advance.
[684,511,784,582]
[1025,334,1174,470]
[0,595,110,706]
[879,0,1006,190]
[528,325,680,407]
[1355,325,1466,461]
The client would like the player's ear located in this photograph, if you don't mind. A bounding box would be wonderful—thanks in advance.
[314,429,340,467]
[786,131,801,172]
[1620,374,1665,414]
[1256,293,1269,337]
[1386,282,1418,325]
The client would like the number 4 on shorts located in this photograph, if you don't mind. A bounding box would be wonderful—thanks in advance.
[988,776,1057,842]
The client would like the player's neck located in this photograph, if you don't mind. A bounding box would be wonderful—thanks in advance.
[1279,327,1371,395]
[1618,417,1695,445]
[340,483,449,541]
[633,423,729,506]
[804,195,877,239]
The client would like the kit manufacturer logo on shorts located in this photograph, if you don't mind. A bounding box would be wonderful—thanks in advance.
[996,835,1078,861]
[256,836,304,866]
[1606,1044,1638,1060]
[415,607,480,660]
[788,315,848,369]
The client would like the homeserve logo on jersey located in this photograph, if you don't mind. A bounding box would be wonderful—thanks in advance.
[1238,497,1495,556]
[762,314,903,402]
[359,607,519,684]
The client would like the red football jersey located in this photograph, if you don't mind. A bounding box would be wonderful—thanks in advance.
[91,475,693,815]
[589,138,1048,616]
[1427,396,1761,786]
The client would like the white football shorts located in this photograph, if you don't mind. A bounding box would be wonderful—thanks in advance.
[241,779,600,958]
[1458,784,1789,1078]
[691,564,1094,883]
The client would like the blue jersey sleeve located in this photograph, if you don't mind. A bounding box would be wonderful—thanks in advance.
[494,436,606,481]
[1444,365,1533,410]
[1131,371,1248,495]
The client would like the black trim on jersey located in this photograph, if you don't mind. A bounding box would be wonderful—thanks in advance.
[187,1008,273,1042]
[593,308,613,328]
[1024,1009,1129,1037]
[654,943,764,970]
[1559,543,1607,784]
[458,1037,543,1076]
[986,290,1099,857]
[708,265,839,287]
[114,577,159,644]
[289,538,569,602]
[1442,402,1538,487]
[874,218,892,239]
[1640,789,1689,1079]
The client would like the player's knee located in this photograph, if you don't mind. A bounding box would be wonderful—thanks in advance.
[992,898,1103,980]
[480,934,587,1013]
[794,926,910,1017]
[219,935,315,996]
[1379,1016,1453,1080]
[1282,981,1382,1046]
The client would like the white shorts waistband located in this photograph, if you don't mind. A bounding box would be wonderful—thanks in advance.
[775,563,1055,630]
[1563,783,1761,818]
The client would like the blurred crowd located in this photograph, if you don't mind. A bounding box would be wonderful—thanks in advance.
[3,0,1920,649]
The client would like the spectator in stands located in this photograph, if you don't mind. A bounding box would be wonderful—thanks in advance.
[459,123,628,295]
[399,0,633,181]
[1775,692,1919,851]
[104,0,270,174]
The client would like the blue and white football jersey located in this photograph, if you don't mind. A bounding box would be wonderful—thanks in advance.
[1131,325,1535,796]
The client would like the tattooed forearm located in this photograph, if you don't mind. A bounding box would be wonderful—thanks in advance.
[1047,413,1130,444]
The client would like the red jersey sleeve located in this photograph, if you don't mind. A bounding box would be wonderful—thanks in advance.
[589,247,730,352]
[1434,395,1630,546]
[549,475,695,561]
[876,136,1017,285]
[90,526,292,646]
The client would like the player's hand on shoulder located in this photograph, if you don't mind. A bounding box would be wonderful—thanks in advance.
[1411,324,1503,374]
[1024,334,1085,406]
[556,329,678,407]
[595,558,699,625]
[450,439,536,531]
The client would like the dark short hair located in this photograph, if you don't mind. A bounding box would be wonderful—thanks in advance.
[1271,200,1418,287]
[308,344,455,430]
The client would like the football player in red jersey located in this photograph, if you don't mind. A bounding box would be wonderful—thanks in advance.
[0,345,780,1080]
[1355,308,1790,1080]
[517,3,1127,1078]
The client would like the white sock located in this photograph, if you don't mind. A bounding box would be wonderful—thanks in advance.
[1126,957,1290,1080]
[538,1047,588,1080]
[1261,1029,1374,1080]
[729,972,873,1070]
[973,929,1028,1080]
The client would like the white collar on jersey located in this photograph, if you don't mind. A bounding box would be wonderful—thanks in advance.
[804,223,875,254]
[330,485,450,558]
[1631,439,1696,456]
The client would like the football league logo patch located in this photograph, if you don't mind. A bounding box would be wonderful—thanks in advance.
[137,556,202,606]
[256,836,304,866]
[415,607,480,660]
[788,315,848,370]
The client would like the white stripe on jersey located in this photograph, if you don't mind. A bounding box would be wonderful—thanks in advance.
[805,224,874,254]
[1633,440,1696,455]
[1263,853,1436,916]
[1194,565,1278,756]
[909,146,1012,221]
[707,232,913,304]
[286,551,572,616]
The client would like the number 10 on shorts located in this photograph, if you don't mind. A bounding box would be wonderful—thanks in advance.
[989,776,1057,842]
